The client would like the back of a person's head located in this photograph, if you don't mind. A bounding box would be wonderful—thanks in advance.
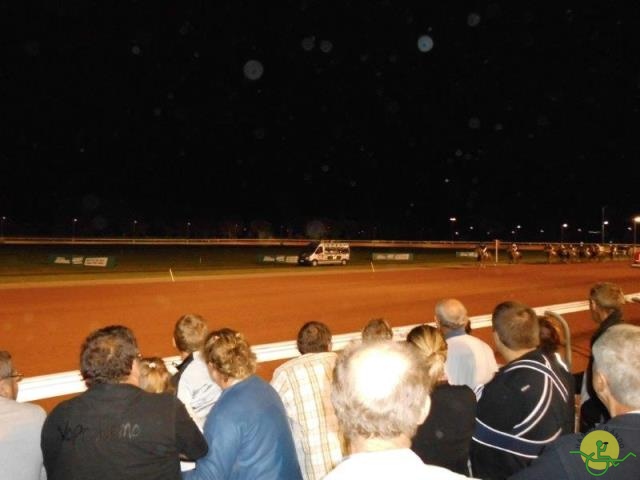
[0,350,12,380]
[331,340,432,441]
[406,324,447,381]
[204,328,256,380]
[434,298,469,330]
[80,325,138,387]
[590,282,625,311]
[0,350,16,399]
[492,301,539,350]
[537,315,564,355]
[297,321,332,354]
[361,318,393,342]
[592,324,640,410]
[138,356,175,394]
[174,313,209,353]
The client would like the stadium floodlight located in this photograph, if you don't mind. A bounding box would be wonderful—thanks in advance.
[449,217,457,243]
[560,223,568,243]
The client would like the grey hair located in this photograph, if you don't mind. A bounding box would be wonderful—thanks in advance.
[331,340,433,441]
[434,298,469,329]
[592,324,640,409]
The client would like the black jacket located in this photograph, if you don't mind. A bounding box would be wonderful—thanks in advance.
[42,383,208,480]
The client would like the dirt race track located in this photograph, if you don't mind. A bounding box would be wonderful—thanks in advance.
[2,260,640,412]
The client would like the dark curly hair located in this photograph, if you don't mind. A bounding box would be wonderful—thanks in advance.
[80,325,139,387]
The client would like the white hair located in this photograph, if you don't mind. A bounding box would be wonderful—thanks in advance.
[592,324,640,409]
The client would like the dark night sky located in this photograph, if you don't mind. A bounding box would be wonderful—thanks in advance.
[1,1,639,240]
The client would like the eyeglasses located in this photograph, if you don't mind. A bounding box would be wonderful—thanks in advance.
[0,372,24,382]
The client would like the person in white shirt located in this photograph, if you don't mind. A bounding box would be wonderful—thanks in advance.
[324,340,475,479]
[172,313,221,430]
[0,350,46,480]
[434,298,498,394]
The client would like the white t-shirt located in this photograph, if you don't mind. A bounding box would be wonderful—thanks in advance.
[176,350,221,430]
[323,448,475,479]
[445,334,498,394]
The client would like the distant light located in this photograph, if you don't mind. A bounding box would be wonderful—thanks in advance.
[321,164,330,173]
[131,45,142,55]
[253,127,265,140]
[417,35,434,53]
[469,117,481,129]
[469,117,480,130]
[494,123,504,131]
[301,36,315,51]
[243,60,264,80]
[467,12,482,27]
[319,40,333,53]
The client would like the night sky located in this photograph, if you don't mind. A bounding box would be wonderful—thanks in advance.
[1,1,639,241]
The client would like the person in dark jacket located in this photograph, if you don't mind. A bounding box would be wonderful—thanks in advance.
[470,301,574,480]
[41,325,207,480]
[510,324,640,479]
[577,282,626,433]
[407,324,476,476]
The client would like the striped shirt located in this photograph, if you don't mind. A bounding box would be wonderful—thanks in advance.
[470,350,575,479]
[271,351,345,480]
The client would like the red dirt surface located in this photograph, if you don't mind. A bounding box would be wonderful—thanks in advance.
[2,261,639,411]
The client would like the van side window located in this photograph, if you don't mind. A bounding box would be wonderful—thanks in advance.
[316,247,323,254]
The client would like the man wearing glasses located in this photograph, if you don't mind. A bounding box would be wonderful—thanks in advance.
[0,350,46,480]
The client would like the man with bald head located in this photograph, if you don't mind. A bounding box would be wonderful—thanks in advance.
[434,298,498,393]
[324,340,473,479]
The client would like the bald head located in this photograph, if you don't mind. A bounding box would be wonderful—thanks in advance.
[331,341,433,442]
[435,298,469,330]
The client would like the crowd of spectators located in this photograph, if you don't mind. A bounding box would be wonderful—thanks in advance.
[2,280,639,479]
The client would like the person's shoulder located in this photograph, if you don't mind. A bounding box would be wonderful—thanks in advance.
[273,351,336,375]
[21,400,47,419]
[440,383,476,400]
[3,398,47,421]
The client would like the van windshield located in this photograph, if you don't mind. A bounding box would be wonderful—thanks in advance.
[301,242,319,254]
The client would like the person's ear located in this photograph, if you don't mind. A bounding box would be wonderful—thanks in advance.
[130,357,141,386]
[418,394,432,425]
[0,380,10,399]
[593,370,609,401]
[492,330,502,348]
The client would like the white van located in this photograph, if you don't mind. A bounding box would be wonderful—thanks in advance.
[298,241,350,266]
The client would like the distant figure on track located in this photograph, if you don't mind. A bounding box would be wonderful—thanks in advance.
[475,244,491,268]
[543,243,557,264]
[507,243,522,264]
